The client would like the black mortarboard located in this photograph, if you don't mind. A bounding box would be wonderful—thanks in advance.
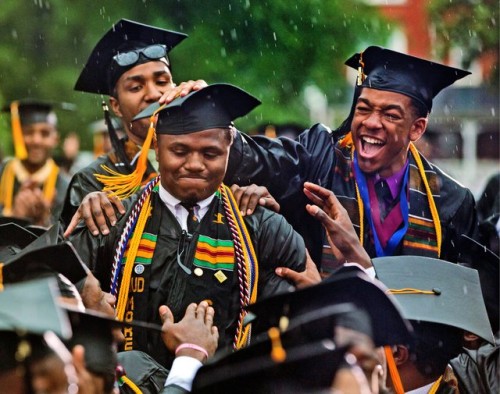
[133,83,261,135]
[63,305,162,378]
[372,256,495,343]
[0,222,39,261]
[192,339,347,394]
[74,19,187,95]
[1,224,89,286]
[244,267,413,347]
[345,46,471,112]
[2,99,75,159]
[0,278,72,339]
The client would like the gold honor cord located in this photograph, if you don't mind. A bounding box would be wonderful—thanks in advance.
[338,133,441,256]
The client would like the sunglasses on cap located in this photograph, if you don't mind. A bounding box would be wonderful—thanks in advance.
[112,44,170,67]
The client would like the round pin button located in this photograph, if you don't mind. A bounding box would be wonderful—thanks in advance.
[134,264,145,275]
[194,268,204,277]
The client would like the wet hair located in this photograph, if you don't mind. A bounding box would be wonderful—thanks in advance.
[409,321,463,379]
[409,97,429,119]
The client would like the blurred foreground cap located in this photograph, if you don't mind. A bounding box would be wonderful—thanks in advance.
[192,339,347,394]
[1,224,88,286]
[0,278,71,339]
[345,46,470,112]
[372,256,495,343]
[63,304,162,376]
[245,266,413,347]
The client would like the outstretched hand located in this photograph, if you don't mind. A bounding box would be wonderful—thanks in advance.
[303,182,371,268]
[159,301,219,362]
[230,184,280,216]
[275,249,321,288]
[63,191,125,238]
[159,80,208,105]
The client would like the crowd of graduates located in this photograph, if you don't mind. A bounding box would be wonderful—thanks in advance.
[0,18,498,394]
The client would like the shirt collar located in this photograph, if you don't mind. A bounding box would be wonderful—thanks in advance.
[158,184,216,211]
[374,160,409,199]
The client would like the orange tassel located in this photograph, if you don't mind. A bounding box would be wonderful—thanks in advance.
[10,101,28,160]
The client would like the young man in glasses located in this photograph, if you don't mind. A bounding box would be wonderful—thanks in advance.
[59,19,206,228]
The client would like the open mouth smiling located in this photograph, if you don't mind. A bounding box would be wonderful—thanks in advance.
[360,136,384,155]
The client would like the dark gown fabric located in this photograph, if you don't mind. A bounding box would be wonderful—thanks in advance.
[224,124,479,267]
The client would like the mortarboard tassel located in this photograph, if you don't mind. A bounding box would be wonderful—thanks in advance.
[102,102,130,170]
[95,106,164,200]
[10,101,28,160]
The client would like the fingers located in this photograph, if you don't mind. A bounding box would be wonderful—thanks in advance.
[159,80,208,104]
[64,211,82,238]
[275,266,303,284]
[159,305,175,326]
[230,184,280,215]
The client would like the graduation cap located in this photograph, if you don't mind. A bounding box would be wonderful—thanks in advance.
[345,46,470,112]
[0,222,39,261]
[192,339,348,394]
[1,223,89,287]
[2,98,75,159]
[0,278,72,338]
[244,267,413,348]
[100,83,260,199]
[74,19,187,95]
[133,83,261,135]
[62,304,162,383]
[372,255,495,344]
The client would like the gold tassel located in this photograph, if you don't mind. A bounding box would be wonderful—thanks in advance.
[95,109,163,200]
[10,101,28,160]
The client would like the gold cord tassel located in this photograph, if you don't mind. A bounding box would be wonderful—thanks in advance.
[10,101,28,160]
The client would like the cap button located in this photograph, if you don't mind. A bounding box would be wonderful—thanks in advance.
[432,288,442,295]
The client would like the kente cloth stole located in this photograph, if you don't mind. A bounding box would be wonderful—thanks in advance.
[0,158,59,216]
[111,177,258,351]
[328,133,441,259]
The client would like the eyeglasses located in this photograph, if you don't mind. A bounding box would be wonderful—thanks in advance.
[112,44,170,67]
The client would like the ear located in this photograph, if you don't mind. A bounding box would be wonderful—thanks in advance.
[392,345,409,366]
[109,96,123,118]
[409,117,428,142]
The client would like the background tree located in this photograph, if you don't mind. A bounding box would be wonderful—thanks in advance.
[0,0,389,154]
[429,0,499,87]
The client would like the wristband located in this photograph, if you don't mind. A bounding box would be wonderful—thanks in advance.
[175,343,209,360]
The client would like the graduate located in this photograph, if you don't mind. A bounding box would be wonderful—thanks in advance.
[68,83,307,369]
[0,100,70,227]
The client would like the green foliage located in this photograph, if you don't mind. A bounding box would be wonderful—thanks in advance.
[0,0,390,155]
[429,0,499,86]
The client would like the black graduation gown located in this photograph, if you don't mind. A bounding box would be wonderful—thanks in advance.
[0,159,69,225]
[69,191,306,367]
[224,124,480,266]
[59,139,157,227]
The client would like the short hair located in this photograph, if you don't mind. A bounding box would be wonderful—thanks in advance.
[409,321,463,379]
[409,97,429,119]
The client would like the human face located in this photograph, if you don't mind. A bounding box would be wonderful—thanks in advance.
[110,60,174,145]
[157,128,232,204]
[22,122,59,172]
[351,88,427,178]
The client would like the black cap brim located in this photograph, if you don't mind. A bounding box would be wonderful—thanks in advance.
[74,19,187,95]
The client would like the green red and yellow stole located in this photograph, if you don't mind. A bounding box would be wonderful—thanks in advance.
[0,158,59,216]
[111,177,259,350]
[337,132,442,257]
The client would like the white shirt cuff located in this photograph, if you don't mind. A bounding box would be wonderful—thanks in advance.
[343,262,376,279]
[164,356,203,391]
